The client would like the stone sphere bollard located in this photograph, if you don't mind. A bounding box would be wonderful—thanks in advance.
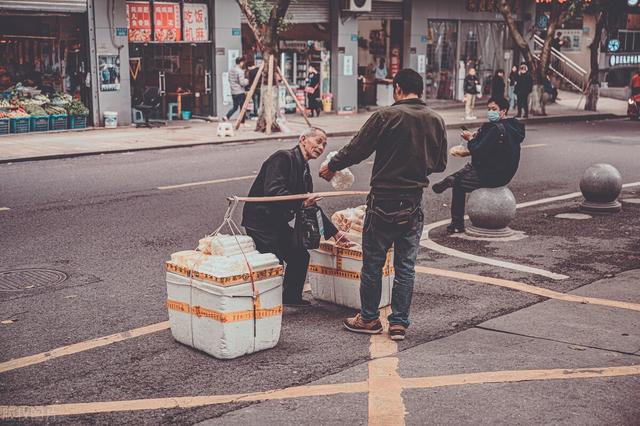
[579,163,622,213]
[466,187,517,238]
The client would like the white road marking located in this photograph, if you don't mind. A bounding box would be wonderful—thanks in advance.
[0,207,10,212]
[521,143,547,149]
[421,181,640,280]
[157,175,255,190]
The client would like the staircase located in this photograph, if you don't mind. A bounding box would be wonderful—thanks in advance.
[532,34,588,92]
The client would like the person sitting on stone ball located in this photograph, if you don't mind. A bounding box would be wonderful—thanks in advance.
[431,97,525,233]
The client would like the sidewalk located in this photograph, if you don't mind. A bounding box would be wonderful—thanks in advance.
[0,91,627,164]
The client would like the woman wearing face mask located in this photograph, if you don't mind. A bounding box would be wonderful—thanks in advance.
[431,97,525,233]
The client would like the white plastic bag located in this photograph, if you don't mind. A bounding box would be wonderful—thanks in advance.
[321,151,355,190]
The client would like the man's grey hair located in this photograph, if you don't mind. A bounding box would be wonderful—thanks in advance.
[300,127,327,141]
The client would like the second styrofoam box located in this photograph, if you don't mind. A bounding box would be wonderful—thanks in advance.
[308,246,394,310]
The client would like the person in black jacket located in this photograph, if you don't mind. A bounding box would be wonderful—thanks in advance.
[490,69,506,100]
[319,69,448,341]
[242,127,345,307]
[306,66,321,117]
[432,97,525,233]
[463,68,480,120]
[514,63,533,118]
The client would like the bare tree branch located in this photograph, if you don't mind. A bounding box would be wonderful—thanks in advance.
[274,0,292,21]
[235,0,264,51]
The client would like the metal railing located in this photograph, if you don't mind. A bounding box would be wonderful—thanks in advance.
[532,34,588,92]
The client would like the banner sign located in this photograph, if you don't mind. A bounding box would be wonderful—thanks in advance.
[126,2,152,42]
[154,2,181,42]
[183,3,209,42]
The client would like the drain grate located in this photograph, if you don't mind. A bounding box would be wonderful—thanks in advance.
[0,269,68,292]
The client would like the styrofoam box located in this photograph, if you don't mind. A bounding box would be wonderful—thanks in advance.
[166,271,193,346]
[166,271,283,359]
[308,248,394,310]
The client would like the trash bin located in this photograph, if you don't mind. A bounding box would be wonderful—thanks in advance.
[103,111,118,128]
[181,111,191,120]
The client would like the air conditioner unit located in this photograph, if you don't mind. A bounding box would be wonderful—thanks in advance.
[343,0,372,13]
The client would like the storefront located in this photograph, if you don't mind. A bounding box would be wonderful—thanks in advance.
[241,0,331,114]
[126,1,213,120]
[357,0,404,107]
[603,4,640,88]
[0,1,92,134]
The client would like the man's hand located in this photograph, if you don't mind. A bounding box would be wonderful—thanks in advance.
[319,165,336,182]
[303,194,323,208]
[461,130,475,141]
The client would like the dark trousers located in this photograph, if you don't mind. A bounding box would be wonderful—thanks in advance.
[516,94,529,118]
[449,163,482,226]
[226,93,246,122]
[246,224,310,304]
[360,195,423,327]
[307,92,320,116]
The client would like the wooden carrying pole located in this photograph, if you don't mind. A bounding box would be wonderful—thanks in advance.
[228,191,369,203]
[275,66,312,127]
[234,61,265,130]
[266,55,274,135]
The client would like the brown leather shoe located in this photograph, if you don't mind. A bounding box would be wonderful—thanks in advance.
[388,324,406,341]
[343,313,383,334]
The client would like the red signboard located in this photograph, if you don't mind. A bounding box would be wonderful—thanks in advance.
[154,2,181,42]
[126,2,152,42]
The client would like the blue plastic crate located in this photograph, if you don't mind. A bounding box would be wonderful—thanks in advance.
[30,115,50,132]
[10,117,30,134]
[49,114,68,131]
[69,115,87,129]
[0,118,9,136]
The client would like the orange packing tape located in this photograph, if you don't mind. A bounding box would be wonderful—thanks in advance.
[165,262,284,286]
[308,264,394,280]
[167,300,283,323]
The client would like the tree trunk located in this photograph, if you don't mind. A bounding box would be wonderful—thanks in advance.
[585,10,607,112]
[254,49,281,133]
[530,84,545,116]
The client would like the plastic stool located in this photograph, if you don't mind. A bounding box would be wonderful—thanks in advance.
[167,103,179,121]
[131,108,144,124]
[217,122,234,137]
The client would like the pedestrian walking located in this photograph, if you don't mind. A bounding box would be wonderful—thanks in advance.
[247,60,262,119]
[463,68,480,120]
[242,128,347,307]
[319,68,448,341]
[431,97,525,233]
[224,56,249,123]
[508,65,518,111]
[305,66,321,117]
[491,69,506,100]
[514,63,533,118]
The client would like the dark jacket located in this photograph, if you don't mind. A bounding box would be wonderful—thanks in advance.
[514,72,533,97]
[490,75,505,99]
[468,118,525,187]
[464,74,480,95]
[508,70,518,87]
[242,146,337,237]
[248,67,261,89]
[327,98,447,193]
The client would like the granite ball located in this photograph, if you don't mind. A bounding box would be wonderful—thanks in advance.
[467,187,517,230]
[580,163,622,203]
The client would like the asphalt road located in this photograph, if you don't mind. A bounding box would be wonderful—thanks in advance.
[0,119,639,425]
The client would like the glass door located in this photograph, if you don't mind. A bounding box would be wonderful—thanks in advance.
[426,20,458,100]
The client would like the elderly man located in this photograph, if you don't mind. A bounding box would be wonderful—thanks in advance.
[242,128,346,307]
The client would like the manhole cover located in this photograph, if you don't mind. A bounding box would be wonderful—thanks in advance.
[0,269,68,292]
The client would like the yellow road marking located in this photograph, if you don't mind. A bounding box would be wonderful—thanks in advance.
[3,364,639,419]
[415,266,640,312]
[157,175,255,190]
[521,143,547,149]
[0,321,170,374]
[368,306,405,426]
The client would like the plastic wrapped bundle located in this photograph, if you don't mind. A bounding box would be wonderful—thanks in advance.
[170,250,208,268]
[321,151,355,190]
[196,250,280,277]
[198,234,256,256]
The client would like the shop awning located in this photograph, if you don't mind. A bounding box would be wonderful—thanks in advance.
[0,0,87,13]
[359,1,404,21]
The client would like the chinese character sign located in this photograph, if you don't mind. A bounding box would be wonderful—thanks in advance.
[154,2,181,42]
[126,2,151,42]
[183,3,209,42]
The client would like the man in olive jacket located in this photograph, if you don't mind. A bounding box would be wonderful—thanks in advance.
[320,68,448,341]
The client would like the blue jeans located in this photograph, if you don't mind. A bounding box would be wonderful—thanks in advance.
[360,197,424,328]
[508,86,516,111]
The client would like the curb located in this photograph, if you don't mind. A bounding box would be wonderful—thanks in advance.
[0,113,626,165]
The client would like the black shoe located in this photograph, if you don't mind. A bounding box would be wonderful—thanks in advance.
[284,299,312,307]
[446,223,465,234]
[432,176,455,194]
